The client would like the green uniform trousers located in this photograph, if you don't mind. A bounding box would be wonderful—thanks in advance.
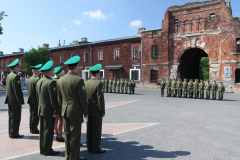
[87,116,102,153]
[212,91,217,100]
[194,90,199,98]
[218,92,224,100]
[39,116,55,155]
[161,89,164,97]
[8,104,22,137]
[117,86,120,93]
[120,86,124,94]
[200,91,204,99]
[125,87,128,94]
[205,91,210,99]
[105,86,108,93]
[188,90,193,98]
[113,86,116,93]
[29,104,39,133]
[109,86,112,93]
[183,89,188,97]
[132,88,135,94]
[64,116,82,160]
[172,89,177,97]
[177,89,182,97]
[167,88,171,97]
[129,87,133,94]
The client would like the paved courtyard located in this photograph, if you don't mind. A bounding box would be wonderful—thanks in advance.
[1,89,240,160]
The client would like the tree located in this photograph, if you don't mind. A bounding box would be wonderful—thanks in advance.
[23,47,52,76]
[200,57,210,81]
[0,11,8,35]
[69,40,78,45]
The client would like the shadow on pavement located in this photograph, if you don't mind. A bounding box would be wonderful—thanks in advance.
[0,109,8,112]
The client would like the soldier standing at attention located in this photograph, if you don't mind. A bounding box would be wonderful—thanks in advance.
[109,78,113,93]
[187,79,194,98]
[112,78,116,93]
[58,56,88,160]
[5,59,25,138]
[101,77,105,93]
[128,79,132,94]
[120,78,124,94]
[205,80,211,100]
[27,64,42,134]
[212,80,218,100]
[193,79,199,99]
[116,78,120,93]
[177,78,182,97]
[182,79,188,98]
[85,64,106,154]
[199,80,205,99]
[218,82,225,100]
[105,78,109,93]
[53,66,64,142]
[160,79,165,97]
[37,61,59,155]
[171,79,177,97]
[125,79,129,94]
[165,78,171,97]
[132,79,136,94]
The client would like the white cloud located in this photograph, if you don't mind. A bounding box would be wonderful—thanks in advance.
[7,32,13,35]
[129,20,142,27]
[82,10,106,19]
[62,28,67,31]
[73,20,82,25]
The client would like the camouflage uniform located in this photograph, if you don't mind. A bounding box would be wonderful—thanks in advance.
[218,82,225,100]
[193,79,199,99]
[182,79,188,98]
[165,79,171,97]
[187,80,194,98]
[204,81,211,99]
[199,80,205,99]
[171,79,177,97]
[211,81,218,100]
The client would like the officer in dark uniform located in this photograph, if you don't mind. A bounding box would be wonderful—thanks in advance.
[85,64,106,154]
[27,64,42,134]
[5,59,25,138]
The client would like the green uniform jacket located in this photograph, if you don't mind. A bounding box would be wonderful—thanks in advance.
[105,80,109,86]
[120,81,124,87]
[198,83,205,91]
[182,82,188,90]
[204,84,211,91]
[176,81,183,89]
[193,82,199,90]
[187,82,193,90]
[166,81,171,88]
[113,80,116,87]
[5,71,24,105]
[124,81,129,87]
[171,82,177,89]
[218,85,225,92]
[116,81,120,87]
[85,78,105,116]
[27,75,39,105]
[132,82,136,88]
[109,80,113,86]
[128,82,132,88]
[36,75,58,116]
[160,82,165,89]
[212,83,218,91]
[53,77,62,116]
[58,72,88,119]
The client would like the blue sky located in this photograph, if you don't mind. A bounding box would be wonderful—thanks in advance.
[0,0,240,54]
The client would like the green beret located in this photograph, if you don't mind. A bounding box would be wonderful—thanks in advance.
[54,66,63,74]
[162,79,164,80]
[89,64,102,71]
[39,61,53,71]
[30,64,42,69]
[64,56,80,65]
[7,59,19,68]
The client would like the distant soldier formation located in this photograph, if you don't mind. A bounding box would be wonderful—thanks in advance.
[159,78,225,100]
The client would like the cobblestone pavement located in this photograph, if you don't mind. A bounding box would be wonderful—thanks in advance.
[1,89,240,160]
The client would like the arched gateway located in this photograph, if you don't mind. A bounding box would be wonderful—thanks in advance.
[178,48,208,80]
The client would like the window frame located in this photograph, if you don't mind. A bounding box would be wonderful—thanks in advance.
[151,69,158,82]
[60,55,63,64]
[84,53,88,62]
[130,68,141,82]
[132,47,138,59]
[98,51,103,61]
[152,45,158,58]
[235,69,240,83]
[6,61,8,67]
[210,13,216,20]
[100,69,104,78]
[114,49,120,60]
[1,61,4,68]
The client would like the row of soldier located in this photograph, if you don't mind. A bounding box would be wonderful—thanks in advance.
[159,78,225,100]
[100,78,136,94]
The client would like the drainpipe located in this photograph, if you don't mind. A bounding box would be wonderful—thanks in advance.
[141,33,143,70]
[89,44,92,67]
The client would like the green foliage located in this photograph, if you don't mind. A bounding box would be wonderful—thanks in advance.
[69,40,78,45]
[200,57,209,81]
[0,11,8,35]
[23,47,51,76]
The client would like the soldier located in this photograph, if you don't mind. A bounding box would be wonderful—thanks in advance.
[177,78,183,97]
[212,80,218,100]
[58,56,88,160]
[199,80,205,99]
[112,78,116,93]
[171,79,177,97]
[193,79,199,99]
[188,79,194,98]
[116,78,120,93]
[101,77,105,93]
[218,82,225,100]
[128,79,132,94]
[120,78,124,94]
[182,79,188,98]
[131,79,136,94]
[37,61,59,155]
[85,64,106,154]
[5,59,25,138]
[205,80,211,100]
[109,78,113,93]
[165,78,171,97]
[160,79,165,97]
[53,67,64,142]
[124,79,128,94]
[105,77,109,93]
[27,64,42,134]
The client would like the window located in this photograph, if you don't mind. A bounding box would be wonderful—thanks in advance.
[130,69,140,81]
[84,53,88,62]
[71,54,75,57]
[114,49,119,60]
[98,51,103,61]
[174,19,179,25]
[1,61,4,68]
[210,13,215,20]
[152,45,158,58]
[60,55,63,64]
[6,61,8,67]
[133,47,138,59]
[151,70,158,81]
[19,60,21,66]
[100,69,104,78]
[50,56,52,60]
[236,38,240,52]
[235,69,240,83]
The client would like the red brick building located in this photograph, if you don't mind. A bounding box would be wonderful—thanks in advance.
[1,0,240,92]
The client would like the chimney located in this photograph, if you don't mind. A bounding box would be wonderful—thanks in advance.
[225,1,230,7]
[43,44,49,48]
[81,37,87,42]
[64,40,65,46]
[0,51,3,56]
[19,48,24,53]
[138,27,146,35]
[58,39,61,46]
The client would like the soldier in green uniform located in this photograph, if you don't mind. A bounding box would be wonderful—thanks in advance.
[171,79,177,97]
[193,79,199,99]
[58,56,88,160]
[37,61,59,155]
[205,80,211,100]
[116,78,120,93]
[160,79,165,97]
[166,78,171,97]
[199,80,205,99]
[218,82,225,100]
[182,79,188,98]
[128,79,133,94]
[124,79,128,94]
[120,78,124,94]
[132,79,136,94]
[27,64,42,134]
[212,80,218,100]
[112,78,116,93]
[109,78,113,93]
[85,64,106,154]
[5,59,25,138]
[105,78,109,93]
[187,79,194,98]
[101,77,105,93]
[177,78,183,97]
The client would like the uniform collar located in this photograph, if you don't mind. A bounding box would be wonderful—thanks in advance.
[67,71,77,75]
[12,71,17,74]
[91,77,98,80]
[43,75,52,79]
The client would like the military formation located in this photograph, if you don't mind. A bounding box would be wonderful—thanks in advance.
[101,78,135,94]
[5,57,107,160]
[159,78,225,100]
